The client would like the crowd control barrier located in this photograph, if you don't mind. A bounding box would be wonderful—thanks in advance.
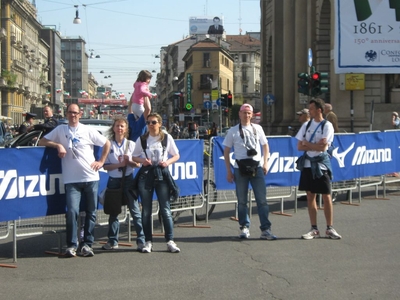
[1,131,400,263]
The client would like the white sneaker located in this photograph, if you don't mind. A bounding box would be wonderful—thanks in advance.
[64,247,76,257]
[141,241,152,253]
[301,228,320,240]
[167,240,180,253]
[239,227,250,239]
[102,242,118,250]
[326,228,342,239]
[80,245,94,257]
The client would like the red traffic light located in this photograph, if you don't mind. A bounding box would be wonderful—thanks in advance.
[312,72,320,80]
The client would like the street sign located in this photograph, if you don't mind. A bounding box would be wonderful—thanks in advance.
[204,101,211,109]
[263,94,275,106]
[216,98,221,106]
[299,94,308,105]
[308,48,313,67]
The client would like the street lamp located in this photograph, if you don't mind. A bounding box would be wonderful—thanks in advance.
[73,5,81,24]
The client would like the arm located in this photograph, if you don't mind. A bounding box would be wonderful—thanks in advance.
[91,140,111,171]
[139,83,153,98]
[31,118,58,132]
[224,146,234,183]
[39,137,67,159]
[297,138,328,152]
[262,143,269,175]
[161,153,180,168]
[103,156,140,171]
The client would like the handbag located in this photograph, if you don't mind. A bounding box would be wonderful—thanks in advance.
[103,139,129,215]
[236,159,259,177]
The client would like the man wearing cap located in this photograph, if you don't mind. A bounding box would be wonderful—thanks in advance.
[18,112,37,135]
[297,108,310,125]
[392,112,400,129]
[29,106,58,134]
[223,103,277,240]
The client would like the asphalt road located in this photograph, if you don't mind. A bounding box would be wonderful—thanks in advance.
[1,187,400,300]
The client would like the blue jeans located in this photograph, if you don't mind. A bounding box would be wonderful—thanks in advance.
[234,167,272,231]
[138,174,174,242]
[65,181,98,248]
[106,175,144,246]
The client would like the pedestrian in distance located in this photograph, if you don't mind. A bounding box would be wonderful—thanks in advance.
[132,113,181,253]
[295,98,342,240]
[188,121,198,139]
[128,70,155,120]
[169,122,180,139]
[18,112,37,135]
[223,103,277,240]
[323,103,339,133]
[39,103,111,257]
[102,117,145,251]
[28,106,58,134]
[392,111,400,129]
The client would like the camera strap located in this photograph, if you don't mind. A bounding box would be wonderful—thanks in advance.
[239,123,257,140]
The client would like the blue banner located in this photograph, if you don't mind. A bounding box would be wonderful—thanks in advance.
[212,131,400,190]
[1,132,400,221]
[0,140,203,222]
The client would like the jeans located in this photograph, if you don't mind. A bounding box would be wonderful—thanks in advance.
[65,181,98,248]
[138,174,174,242]
[234,167,272,231]
[106,175,144,246]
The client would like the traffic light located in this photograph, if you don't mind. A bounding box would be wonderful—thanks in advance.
[224,108,229,116]
[297,73,310,95]
[319,72,329,94]
[221,93,228,107]
[311,72,321,96]
[227,91,233,107]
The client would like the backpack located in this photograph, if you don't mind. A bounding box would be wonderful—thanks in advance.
[173,124,180,134]
[303,120,334,157]
[140,134,168,159]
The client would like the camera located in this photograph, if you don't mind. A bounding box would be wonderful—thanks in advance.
[247,148,257,157]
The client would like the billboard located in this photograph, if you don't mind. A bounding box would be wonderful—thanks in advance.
[189,16,224,35]
[335,0,400,74]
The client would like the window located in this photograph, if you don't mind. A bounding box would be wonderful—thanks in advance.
[203,53,211,67]
[243,85,248,93]
[242,54,247,62]
[200,74,213,90]
[242,69,247,81]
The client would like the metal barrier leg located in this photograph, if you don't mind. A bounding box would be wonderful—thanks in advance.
[0,221,18,268]
[271,198,292,217]
[177,208,211,228]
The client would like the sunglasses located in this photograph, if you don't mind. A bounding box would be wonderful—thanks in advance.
[146,120,158,125]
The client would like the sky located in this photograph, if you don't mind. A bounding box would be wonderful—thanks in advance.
[35,0,261,98]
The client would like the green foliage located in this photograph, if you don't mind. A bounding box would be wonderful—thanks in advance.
[1,69,17,87]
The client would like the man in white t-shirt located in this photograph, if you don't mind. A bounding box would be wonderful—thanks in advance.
[223,104,276,241]
[39,103,111,257]
[295,98,341,240]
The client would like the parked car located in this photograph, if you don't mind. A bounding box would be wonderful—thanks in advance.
[219,127,230,137]
[5,118,113,148]
[198,126,208,139]
[0,120,13,147]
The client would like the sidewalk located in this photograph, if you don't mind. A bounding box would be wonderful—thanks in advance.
[1,190,400,300]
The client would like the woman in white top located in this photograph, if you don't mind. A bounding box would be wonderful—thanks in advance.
[132,113,181,253]
[102,117,145,251]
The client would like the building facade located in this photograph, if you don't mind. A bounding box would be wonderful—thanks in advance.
[261,0,399,134]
